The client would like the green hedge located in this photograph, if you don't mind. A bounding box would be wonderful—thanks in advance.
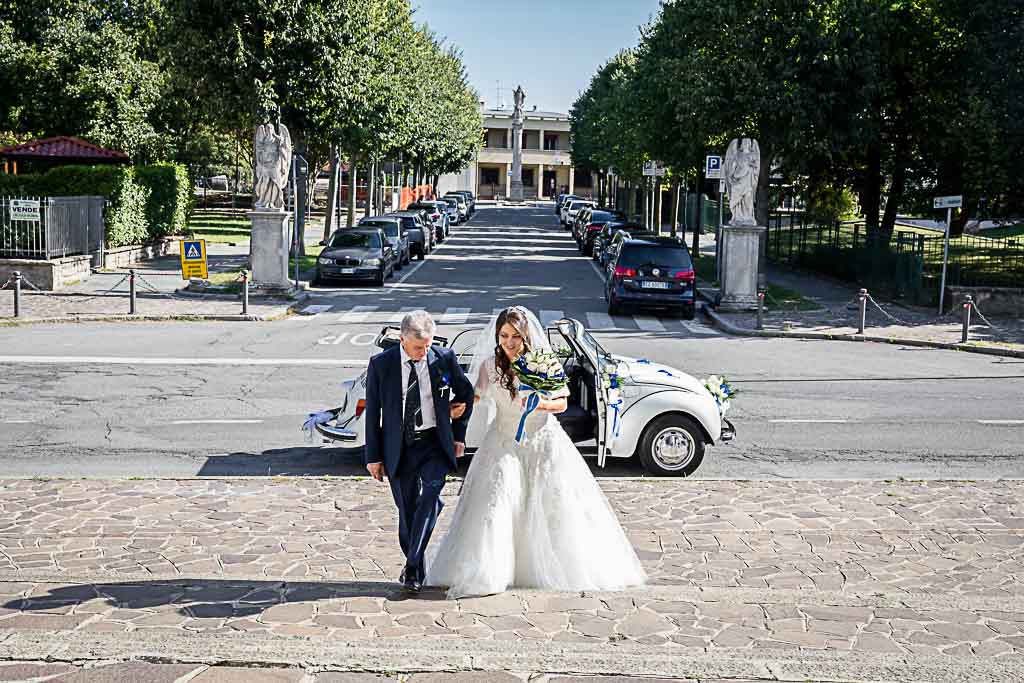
[0,163,191,248]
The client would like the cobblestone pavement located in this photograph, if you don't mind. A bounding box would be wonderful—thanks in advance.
[0,290,290,322]
[0,478,1022,681]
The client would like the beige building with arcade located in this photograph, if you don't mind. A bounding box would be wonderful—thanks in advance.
[438,106,594,201]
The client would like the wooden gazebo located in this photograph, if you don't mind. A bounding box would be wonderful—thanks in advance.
[0,136,130,174]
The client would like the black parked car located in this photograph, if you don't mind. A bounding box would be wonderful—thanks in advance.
[593,221,644,264]
[390,212,431,259]
[605,236,696,319]
[577,209,627,255]
[314,229,395,287]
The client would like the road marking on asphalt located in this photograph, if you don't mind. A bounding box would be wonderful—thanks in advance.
[299,304,332,316]
[586,312,615,330]
[589,260,607,283]
[977,420,1024,425]
[338,305,378,323]
[0,356,368,367]
[170,419,264,425]
[2,420,33,424]
[680,321,720,336]
[540,310,564,327]
[388,307,419,323]
[769,419,850,423]
[440,307,471,324]
[635,316,666,332]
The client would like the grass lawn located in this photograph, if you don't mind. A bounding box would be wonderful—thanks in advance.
[289,247,322,275]
[977,223,1024,240]
[693,255,818,311]
[187,210,251,244]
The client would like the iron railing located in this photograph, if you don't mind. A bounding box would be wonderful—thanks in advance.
[0,196,105,263]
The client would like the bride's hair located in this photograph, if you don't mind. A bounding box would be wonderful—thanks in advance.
[494,307,531,400]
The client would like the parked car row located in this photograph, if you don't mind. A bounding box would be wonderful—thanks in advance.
[562,200,697,320]
[313,190,475,287]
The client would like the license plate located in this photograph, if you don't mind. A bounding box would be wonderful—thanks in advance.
[340,268,355,274]
[641,281,671,289]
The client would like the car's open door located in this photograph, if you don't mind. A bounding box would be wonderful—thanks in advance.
[555,319,612,467]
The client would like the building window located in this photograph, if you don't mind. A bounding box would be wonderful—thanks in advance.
[481,168,500,185]
[523,169,535,187]
[544,134,559,151]
[482,130,488,147]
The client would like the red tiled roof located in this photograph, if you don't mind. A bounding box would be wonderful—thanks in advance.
[0,136,129,162]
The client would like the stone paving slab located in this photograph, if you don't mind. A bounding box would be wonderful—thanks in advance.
[0,478,1021,681]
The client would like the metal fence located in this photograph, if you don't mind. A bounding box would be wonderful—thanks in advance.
[767,213,1024,303]
[0,196,105,263]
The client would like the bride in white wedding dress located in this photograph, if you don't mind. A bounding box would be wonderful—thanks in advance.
[425,306,646,598]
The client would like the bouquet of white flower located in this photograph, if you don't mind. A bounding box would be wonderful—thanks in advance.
[703,375,737,415]
[511,350,567,443]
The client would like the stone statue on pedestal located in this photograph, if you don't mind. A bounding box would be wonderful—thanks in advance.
[254,121,292,210]
[722,137,760,226]
[509,85,526,202]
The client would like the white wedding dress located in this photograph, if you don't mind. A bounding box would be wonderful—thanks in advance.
[425,357,647,598]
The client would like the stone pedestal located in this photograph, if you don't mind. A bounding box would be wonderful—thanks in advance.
[509,122,524,202]
[717,224,766,311]
[249,209,293,292]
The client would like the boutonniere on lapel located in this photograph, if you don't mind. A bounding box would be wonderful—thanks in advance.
[436,372,452,401]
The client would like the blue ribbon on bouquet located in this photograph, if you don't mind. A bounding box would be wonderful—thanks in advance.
[609,398,623,437]
[515,385,548,444]
[302,410,335,438]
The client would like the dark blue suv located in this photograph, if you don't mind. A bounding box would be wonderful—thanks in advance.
[605,237,696,319]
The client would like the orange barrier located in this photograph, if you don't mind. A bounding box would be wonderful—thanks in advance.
[399,185,434,210]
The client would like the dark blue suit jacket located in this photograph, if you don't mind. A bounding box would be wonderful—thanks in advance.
[363,345,475,478]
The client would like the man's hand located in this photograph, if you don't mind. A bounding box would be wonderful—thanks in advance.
[366,462,385,482]
[454,442,466,458]
[450,402,467,420]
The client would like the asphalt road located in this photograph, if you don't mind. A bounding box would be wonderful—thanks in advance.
[0,204,1022,479]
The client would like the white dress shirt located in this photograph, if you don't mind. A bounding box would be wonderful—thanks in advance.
[399,346,437,430]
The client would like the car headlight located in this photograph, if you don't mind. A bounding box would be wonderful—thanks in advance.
[362,258,381,267]
[317,257,333,265]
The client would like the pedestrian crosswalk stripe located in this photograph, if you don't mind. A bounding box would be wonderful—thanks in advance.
[539,310,564,327]
[634,316,666,332]
[586,312,615,330]
[338,305,378,323]
[680,321,718,336]
[388,307,419,323]
[299,304,332,316]
[440,307,471,324]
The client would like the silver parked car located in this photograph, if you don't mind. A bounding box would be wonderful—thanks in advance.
[358,215,410,267]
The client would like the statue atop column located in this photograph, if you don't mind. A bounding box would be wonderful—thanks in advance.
[253,119,292,210]
[722,137,760,226]
[509,85,526,202]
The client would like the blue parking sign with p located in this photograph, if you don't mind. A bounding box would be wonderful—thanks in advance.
[706,155,722,179]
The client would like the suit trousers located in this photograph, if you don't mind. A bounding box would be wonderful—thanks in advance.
[388,429,451,582]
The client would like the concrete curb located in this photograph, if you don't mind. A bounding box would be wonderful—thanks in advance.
[1,629,1020,682]
[701,306,1024,359]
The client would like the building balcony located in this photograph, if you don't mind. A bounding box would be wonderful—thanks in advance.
[478,148,572,165]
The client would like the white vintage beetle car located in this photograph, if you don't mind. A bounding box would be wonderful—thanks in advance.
[315,318,735,476]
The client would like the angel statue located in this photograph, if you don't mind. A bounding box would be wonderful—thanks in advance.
[253,121,292,210]
[723,137,760,226]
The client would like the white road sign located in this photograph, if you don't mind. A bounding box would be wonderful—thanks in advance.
[706,155,723,180]
[9,199,40,222]
[642,160,666,177]
[933,195,963,209]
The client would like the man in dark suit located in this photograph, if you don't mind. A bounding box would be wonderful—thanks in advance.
[364,310,475,592]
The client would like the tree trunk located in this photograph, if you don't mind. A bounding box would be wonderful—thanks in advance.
[643,179,650,229]
[655,179,663,234]
[881,140,909,241]
[323,147,339,241]
[755,144,773,286]
[862,143,882,239]
[347,155,358,228]
[693,168,704,257]
[366,158,376,219]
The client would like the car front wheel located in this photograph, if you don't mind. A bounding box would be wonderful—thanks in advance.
[637,414,706,477]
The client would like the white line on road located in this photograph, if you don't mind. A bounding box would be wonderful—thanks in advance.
[586,312,616,330]
[589,260,607,283]
[338,305,378,323]
[388,307,419,323]
[635,316,666,332]
[0,356,368,367]
[680,321,720,336]
[540,310,564,327]
[170,419,265,425]
[769,419,850,424]
[440,307,471,325]
[977,420,1024,425]
[299,304,332,316]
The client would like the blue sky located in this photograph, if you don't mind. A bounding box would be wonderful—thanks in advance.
[413,0,663,115]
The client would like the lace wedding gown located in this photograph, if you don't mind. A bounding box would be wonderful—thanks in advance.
[425,358,647,598]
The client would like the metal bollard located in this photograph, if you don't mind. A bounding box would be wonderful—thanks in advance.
[129,269,136,315]
[756,289,765,330]
[961,295,973,344]
[12,271,21,318]
[241,271,249,315]
[858,288,868,335]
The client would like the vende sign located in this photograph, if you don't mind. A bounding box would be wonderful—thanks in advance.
[9,199,40,222]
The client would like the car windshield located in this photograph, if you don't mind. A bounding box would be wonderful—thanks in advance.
[619,244,693,268]
[329,232,379,249]
[590,211,621,223]
[361,221,398,237]
[574,325,612,369]
[569,202,589,211]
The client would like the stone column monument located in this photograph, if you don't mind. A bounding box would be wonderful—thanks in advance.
[508,85,526,203]
[717,137,766,311]
[250,119,295,293]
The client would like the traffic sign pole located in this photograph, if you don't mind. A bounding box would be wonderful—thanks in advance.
[938,206,952,314]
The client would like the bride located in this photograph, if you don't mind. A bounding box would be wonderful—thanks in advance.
[425,306,646,598]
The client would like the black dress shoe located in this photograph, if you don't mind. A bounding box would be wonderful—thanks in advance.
[410,578,422,593]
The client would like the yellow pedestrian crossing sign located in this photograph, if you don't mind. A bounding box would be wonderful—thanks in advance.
[179,239,208,279]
